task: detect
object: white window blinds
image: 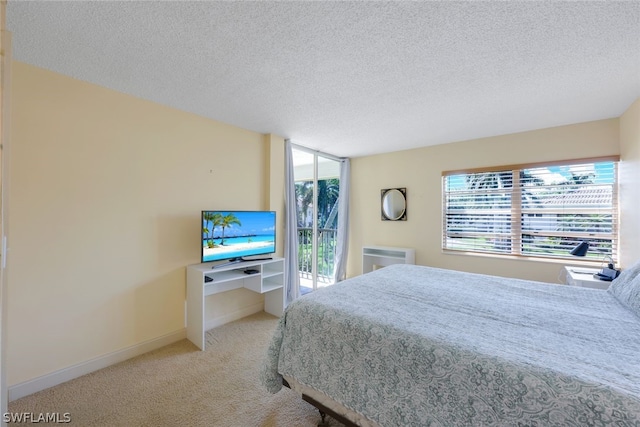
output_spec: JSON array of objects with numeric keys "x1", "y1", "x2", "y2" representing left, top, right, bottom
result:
[{"x1": 442, "y1": 158, "x2": 618, "y2": 262}]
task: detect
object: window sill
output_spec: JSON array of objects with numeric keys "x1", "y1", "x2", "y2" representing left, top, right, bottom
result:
[{"x1": 441, "y1": 249, "x2": 606, "y2": 268}]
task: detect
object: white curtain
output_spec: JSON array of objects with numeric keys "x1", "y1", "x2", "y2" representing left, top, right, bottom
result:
[
  {"x1": 333, "y1": 158, "x2": 350, "y2": 282},
  {"x1": 284, "y1": 140, "x2": 300, "y2": 305}
]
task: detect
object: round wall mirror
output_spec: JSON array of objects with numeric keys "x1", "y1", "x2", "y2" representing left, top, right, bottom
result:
[{"x1": 381, "y1": 188, "x2": 407, "y2": 221}]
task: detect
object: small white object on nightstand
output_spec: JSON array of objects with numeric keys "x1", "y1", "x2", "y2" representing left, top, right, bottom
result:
[{"x1": 563, "y1": 266, "x2": 610, "y2": 290}]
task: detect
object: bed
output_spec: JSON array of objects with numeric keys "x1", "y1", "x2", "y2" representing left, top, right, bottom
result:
[{"x1": 261, "y1": 262, "x2": 640, "y2": 426}]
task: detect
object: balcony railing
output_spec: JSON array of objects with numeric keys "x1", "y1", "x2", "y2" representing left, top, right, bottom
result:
[{"x1": 297, "y1": 227, "x2": 337, "y2": 284}]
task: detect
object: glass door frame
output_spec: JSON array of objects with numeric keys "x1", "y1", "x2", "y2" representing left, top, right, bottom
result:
[{"x1": 292, "y1": 144, "x2": 341, "y2": 292}]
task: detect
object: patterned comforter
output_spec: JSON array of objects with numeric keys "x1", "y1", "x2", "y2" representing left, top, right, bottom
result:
[{"x1": 261, "y1": 264, "x2": 640, "y2": 426}]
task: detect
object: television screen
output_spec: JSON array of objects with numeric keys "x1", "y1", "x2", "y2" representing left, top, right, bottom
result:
[{"x1": 201, "y1": 210, "x2": 276, "y2": 263}]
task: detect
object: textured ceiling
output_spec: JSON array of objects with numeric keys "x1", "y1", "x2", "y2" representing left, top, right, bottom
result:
[{"x1": 6, "y1": 1, "x2": 640, "y2": 158}]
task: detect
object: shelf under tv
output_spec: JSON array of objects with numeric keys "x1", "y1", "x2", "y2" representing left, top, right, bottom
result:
[
  {"x1": 211, "y1": 256, "x2": 273, "y2": 269},
  {"x1": 186, "y1": 257, "x2": 285, "y2": 350}
]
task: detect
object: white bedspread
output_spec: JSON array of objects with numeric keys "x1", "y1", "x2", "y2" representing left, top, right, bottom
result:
[{"x1": 262, "y1": 264, "x2": 640, "y2": 426}]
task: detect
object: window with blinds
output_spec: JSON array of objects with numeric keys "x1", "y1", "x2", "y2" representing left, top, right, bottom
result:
[{"x1": 442, "y1": 158, "x2": 618, "y2": 262}]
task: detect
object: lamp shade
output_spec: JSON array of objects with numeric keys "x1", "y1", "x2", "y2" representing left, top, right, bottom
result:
[{"x1": 570, "y1": 241, "x2": 590, "y2": 257}]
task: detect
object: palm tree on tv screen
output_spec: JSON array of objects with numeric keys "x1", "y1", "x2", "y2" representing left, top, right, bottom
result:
[
  {"x1": 203, "y1": 212, "x2": 224, "y2": 248},
  {"x1": 220, "y1": 213, "x2": 242, "y2": 246}
]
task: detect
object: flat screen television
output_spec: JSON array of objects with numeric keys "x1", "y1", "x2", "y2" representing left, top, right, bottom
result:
[{"x1": 201, "y1": 210, "x2": 276, "y2": 266}]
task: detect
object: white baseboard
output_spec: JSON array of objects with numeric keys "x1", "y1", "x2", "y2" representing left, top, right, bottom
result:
[
  {"x1": 204, "y1": 302, "x2": 264, "y2": 331},
  {"x1": 8, "y1": 328, "x2": 187, "y2": 402}
]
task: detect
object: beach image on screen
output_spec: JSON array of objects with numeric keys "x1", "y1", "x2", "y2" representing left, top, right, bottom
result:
[{"x1": 202, "y1": 211, "x2": 275, "y2": 262}]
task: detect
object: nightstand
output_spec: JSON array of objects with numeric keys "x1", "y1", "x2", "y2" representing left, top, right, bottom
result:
[{"x1": 563, "y1": 266, "x2": 610, "y2": 290}]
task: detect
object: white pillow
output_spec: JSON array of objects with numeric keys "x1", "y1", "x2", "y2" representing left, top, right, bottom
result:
[{"x1": 608, "y1": 259, "x2": 640, "y2": 316}]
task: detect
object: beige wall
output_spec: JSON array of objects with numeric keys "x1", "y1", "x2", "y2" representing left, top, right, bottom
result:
[
  {"x1": 7, "y1": 62, "x2": 283, "y2": 386},
  {"x1": 7, "y1": 59, "x2": 638, "y2": 392},
  {"x1": 348, "y1": 119, "x2": 620, "y2": 283},
  {"x1": 619, "y1": 98, "x2": 640, "y2": 267}
]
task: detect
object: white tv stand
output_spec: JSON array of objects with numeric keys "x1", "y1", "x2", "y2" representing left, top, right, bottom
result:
[{"x1": 186, "y1": 257, "x2": 285, "y2": 350}]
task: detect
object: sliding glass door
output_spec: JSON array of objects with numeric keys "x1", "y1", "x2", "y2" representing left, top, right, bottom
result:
[{"x1": 292, "y1": 147, "x2": 341, "y2": 294}]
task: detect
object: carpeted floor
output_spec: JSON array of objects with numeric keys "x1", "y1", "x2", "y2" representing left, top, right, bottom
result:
[{"x1": 8, "y1": 312, "x2": 343, "y2": 426}]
